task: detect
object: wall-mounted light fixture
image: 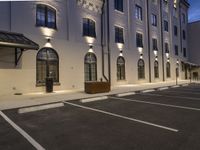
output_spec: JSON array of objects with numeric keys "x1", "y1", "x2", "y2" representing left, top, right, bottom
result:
[
  {"x1": 44, "y1": 38, "x2": 53, "y2": 48},
  {"x1": 138, "y1": 47, "x2": 143, "y2": 54},
  {"x1": 119, "y1": 50, "x2": 123, "y2": 57},
  {"x1": 117, "y1": 43, "x2": 124, "y2": 51},
  {"x1": 155, "y1": 56, "x2": 158, "y2": 61},
  {"x1": 88, "y1": 45, "x2": 94, "y2": 53},
  {"x1": 140, "y1": 54, "x2": 143, "y2": 59},
  {"x1": 166, "y1": 52, "x2": 169, "y2": 58}
]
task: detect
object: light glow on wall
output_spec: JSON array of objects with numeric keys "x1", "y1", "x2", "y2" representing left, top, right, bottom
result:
[
  {"x1": 117, "y1": 43, "x2": 124, "y2": 51},
  {"x1": 138, "y1": 47, "x2": 143, "y2": 54},
  {"x1": 85, "y1": 36, "x2": 95, "y2": 45}
]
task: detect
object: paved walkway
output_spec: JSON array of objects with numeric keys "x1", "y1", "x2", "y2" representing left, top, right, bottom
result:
[{"x1": 0, "y1": 80, "x2": 191, "y2": 110}]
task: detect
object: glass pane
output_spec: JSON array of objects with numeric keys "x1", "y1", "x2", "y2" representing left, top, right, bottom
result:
[{"x1": 37, "y1": 60, "x2": 46, "y2": 83}]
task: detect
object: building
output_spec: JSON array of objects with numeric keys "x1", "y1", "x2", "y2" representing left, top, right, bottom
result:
[
  {"x1": 0, "y1": 0, "x2": 190, "y2": 95},
  {"x1": 188, "y1": 21, "x2": 200, "y2": 80}
]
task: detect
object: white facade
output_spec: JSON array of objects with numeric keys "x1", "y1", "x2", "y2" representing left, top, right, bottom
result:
[{"x1": 0, "y1": 0, "x2": 190, "y2": 95}]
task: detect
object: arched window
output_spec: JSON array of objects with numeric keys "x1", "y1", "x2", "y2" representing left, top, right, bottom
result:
[
  {"x1": 166, "y1": 62, "x2": 171, "y2": 78},
  {"x1": 84, "y1": 52, "x2": 97, "y2": 82},
  {"x1": 138, "y1": 59, "x2": 145, "y2": 79},
  {"x1": 154, "y1": 61, "x2": 159, "y2": 78},
  {"x1": 36, "y1": 48, "x2": 59, "y2": 84},
  {"x1": 117, "y1": 56, "x2": 125, "y2": 80}
]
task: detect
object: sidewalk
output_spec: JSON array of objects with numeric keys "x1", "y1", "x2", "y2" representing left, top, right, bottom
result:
[{"x1": 0, "y1": 80, "x2": 191, "y2": 110}]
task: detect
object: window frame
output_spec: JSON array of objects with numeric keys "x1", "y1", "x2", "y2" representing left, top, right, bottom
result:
[
  {"x1": 114, "y1": 0, "x2": 124, "y2": 12},
  {"x1": 135, "y1": 5, "x2": 143, "y2": 21},
  {"x1": 36, "y1": 4, "x2": 57, "y2": 29},
  {"x1": 117, "y1": 56, "x2": 126, "y2": 81},
  {"x1": 115, "y1": 26, "x2": 124, "y2": 44},
  {"x1": 83, "y1": 18, "x2": 96, "y2": 38},
  {"x1": 138, "y1": 59, "x2": 145, "y2": 79}
]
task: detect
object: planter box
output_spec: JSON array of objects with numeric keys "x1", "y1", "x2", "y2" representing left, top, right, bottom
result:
[{"x1": 85, "y1": 82, "x2": 110, "y2": 94}]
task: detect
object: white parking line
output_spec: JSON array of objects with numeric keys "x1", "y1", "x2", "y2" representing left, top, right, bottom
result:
[
  {"x1": 80, "y1": 96, "x2": 108, "y2": 103},
  {"x1": 142, "y1": 89, "x2": 155, "y2": 93},
  {"x1": 110, "y1": 97, "x2": 200, "y2": 112},
  {"x1": 158, "y1": 87, "x2": 169, "y2": 91},
  {"x1": 0, "y1": 111, "x2": 45, "y2": 150},
  {"x1": 18, "y1": 103, "x2": 64, "y2": 114},
  {"x1": 116, "y1": 92, "x2": 136, "y2": 97},
  {"x1": 64, "y1": 101, "x2": 178, "y2": 132},
  {"x1": 142, "y1": 93, "x2": 200, "y2": 101}
]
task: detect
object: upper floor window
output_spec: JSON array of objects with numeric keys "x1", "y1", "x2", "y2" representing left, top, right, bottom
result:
[
  {"x1": 115, "y1": 0, "x2": 123, "y2": 12},
  {"x1": 152, "y1": 38, "x2": 158, "y2": 50},
  {"x1": 135, "y1": 5, "x2": 142, "y2": 21},
  {"x1": 36, "y1": 4, "x2": 57, "y2": 29},
  {"x1": 165, "y1": 43, "x2": 169, "y2": 53},
  {"x1": 164, "y1": 20, "x2": 168, "y2": 32},
  {"x1": 115, "y1": 26, "x2": 124, "y2": 43},
  {"x1": 136, "y1": 33, "x2": 143, "y2": 48},
  {"x1": 174, "y1": 25, "x2": 178, "y2": 36},
  {"x1": 151, "y1": 14, "x2": 157, "y2": 27},
  {"x1": 183, "y1": 30, "x2": 186, "y2": 40},
  {"x1": 175, "y1": 45, "x2": 179, "y2": 56},
  {"x1": 182, "y1": 13, "x2": 186, "y2": 24},
  {"x1": 83, "y1": 18, "x2": 96, "y2": 38}
]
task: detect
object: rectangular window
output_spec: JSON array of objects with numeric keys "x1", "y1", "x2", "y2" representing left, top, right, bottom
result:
[
  {"x1": 135, "y1": 5, "x2": 142, "y2": 21},
  {"x1": 152, "y1": 38, "x2": 158, "y2": 50},
  {"x1": 174, "y1": 25, "x2": 178, "y2": 36},
  {"x1": 165, "y1": 43, "x2": 169, "y2": 53},
  {"x1": 136, "y1": 33, "x2": 143, "y2": 48},
  {"x1": 115, "y1": 0, "x2": 123, "y2": 12},
  {"x1": 36, "y1": 4, "x2": 56, "y2": 29},
  {"x1": 115, "y1": 26, "x2": 124, "y2": 43},
  {"x1": 183, "y1": 48, "x2": 187, "y2": 57},
  {"x1": 183, "y1": 30, "x2": 186, "y2": 40},
  {"x1": 182, "y1": 13, "x2": 186, "y2": 24},
  {"x1": 175, "y1": 45, "x2": 178, "y2": 56},
  {"x1": 164, "y1": 20, "x2": 168, "y2": 32},
  {"x1": 83, "y1": 18, "x2": 96, "y2": 38},
  {"x1": 151, "y1": 14, "x2": 157, "y2": 26}
]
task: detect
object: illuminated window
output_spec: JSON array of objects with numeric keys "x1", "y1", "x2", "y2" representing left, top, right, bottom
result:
[
  {"x1": 117, "y1": 56, "x2": 125, "y2": 80},
  {"x1": 37, "y1": 48, "x2": 59, "y2": 84},
  {"x1": 36, "y1": 4, "x2": 56, "y2": 29},
  {"x1": 138, "y1": 59, "x2": 145, "y2": 79},
  {"x1": 83, "y1": 18, "x2": 96, "y2": 38},
  {"x1": 135, "y1": 5, "x2": 142, "y2": 20},
  {"x1": 115, "y1": 26, "x2": 124, "y2": 43},
  {"x1": 115, "y1": 0, "x2": 123, "y2": 12},
  {"x1": 154, "y1": 61, "x2": 159, "y2": 78},
  {"x1": 84, "y1": 52, "x2": 97, "y2": 81},
  {"x1": 166, "y1": 62, "x2": 171, "y2": 78}
]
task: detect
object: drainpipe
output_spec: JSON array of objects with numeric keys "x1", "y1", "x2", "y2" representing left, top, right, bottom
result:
[
  {"x1": 160, "y1": 0, "x2": 165, "y2": 82},
  {"x1": 146, "y1": 0, "x2": 152, "y2": 83},
  {"x1": 101, "y1": 0, "x2": 108, "y2": 82},
  {"x1": 106, "y1": 0, "x2": 111, "y2": 84}
]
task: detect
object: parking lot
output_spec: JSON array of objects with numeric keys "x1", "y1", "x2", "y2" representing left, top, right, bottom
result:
[{"x1": 1, "y1": 84, "x2": 200, "y2": 150}]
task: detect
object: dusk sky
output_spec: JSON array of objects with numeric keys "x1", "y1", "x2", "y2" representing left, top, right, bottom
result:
[{"x1": 188, "y1": 0, "x2": 200, "y2": 22}]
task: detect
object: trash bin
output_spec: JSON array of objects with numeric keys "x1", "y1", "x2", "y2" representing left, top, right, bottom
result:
[{"x1": 46, "y1": 77, "x2": 53, "y2": 93}]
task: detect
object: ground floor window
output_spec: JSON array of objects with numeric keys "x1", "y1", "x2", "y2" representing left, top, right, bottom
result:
[
  {"x1": 117, "y1": 56, "x2": 125, "y2": 80},
  {"x1": 84, "y1": 52, "x2": 97, "y2": 82},
  {"x1": 166, "y1": 62, "x2": 171, "y2": 78},
  {"x1": 138, "y1": 59, "x2": 145, "y2": 79},
  {"x1": 176, "y1": 64, "x2": 179, "y2": 78},
  {"x1": 154, "y1": 61, "x2": 159, "y2": 78},
  {"x1": 36, "y1": 48, "x2": 59, "y2": 84}
]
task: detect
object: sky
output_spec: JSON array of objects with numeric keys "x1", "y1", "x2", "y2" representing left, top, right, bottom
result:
[{"x1": 188, "y1": 0, "x2": 200, "y2": 22}]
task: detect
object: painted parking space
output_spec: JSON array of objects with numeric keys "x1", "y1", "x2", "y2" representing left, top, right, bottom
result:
[
  {"x1": 0, "y1": 114, "x2": 35, "y2": 150},
  {"x1": 1, "y1": 84, "x2": 200, "y2": 150},
  {"x1": 2, "y1": 104, "x2": 182, "y2": 150}
]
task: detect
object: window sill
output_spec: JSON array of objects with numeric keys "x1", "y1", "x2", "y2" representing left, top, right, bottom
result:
[
  {"x1": 114, "y1": 9, "x2": 124, "y2": 14},
  {"x1": 36, "y1": 25, "x2": 57, "y2": 31},
  {"x1": 36, "y1": 82, "x2": 61, "y2": 87}
]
